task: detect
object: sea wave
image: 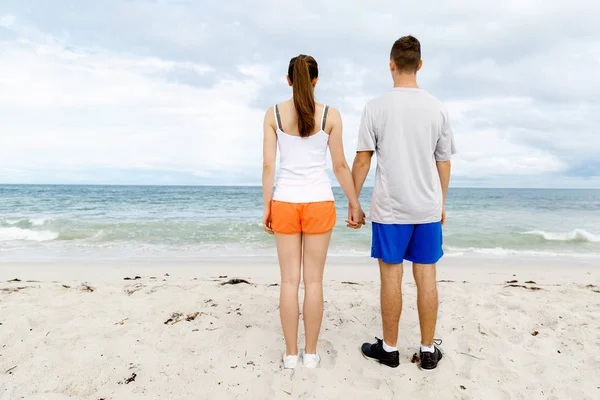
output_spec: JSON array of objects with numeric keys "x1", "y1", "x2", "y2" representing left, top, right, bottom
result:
[
  {"x1": 0, "y1": 227, "x2": 59, "y2": 242},
  {"x1": 522, "y1": 229, "x2": 600, "y2": 243},
  {"x1": 1, "y1": 217, "x2": 53, "y2": 227},
  {"x1": 445, "y1": 246, "x2": 600, "y2": 258},
  {"x1": 30, "y1": 217, "x2": 51, "y2": 226}
]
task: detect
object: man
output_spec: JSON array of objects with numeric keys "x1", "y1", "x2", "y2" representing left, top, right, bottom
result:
[{"x1": 351, "y1": 35, "x2": 456, "y2": 370}]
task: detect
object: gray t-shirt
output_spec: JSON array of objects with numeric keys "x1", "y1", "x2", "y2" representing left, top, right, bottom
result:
[{"x1": 357, "y1": 88, "x2": 456, "y2": 224}]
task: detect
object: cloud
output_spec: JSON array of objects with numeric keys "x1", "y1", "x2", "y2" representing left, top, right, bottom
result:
[
  {"x1": 0, "y1": 17, "x2": 269, "y2": 182},
  {"x1": 0, "y1": 0, "x2": 599, "y2": 187},
  {"x1": 0, "y1": 14, "x2": 16, "y2": 27}
]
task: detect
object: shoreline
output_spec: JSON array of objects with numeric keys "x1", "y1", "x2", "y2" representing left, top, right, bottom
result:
[{"x1": 1, "y1": 254, "x2": 598, "y2": 285}]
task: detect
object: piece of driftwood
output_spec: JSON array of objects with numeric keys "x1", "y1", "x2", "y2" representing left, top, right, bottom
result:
[
  {"x1": 459, "y1": 352, "x2": 485, "y2": 360},
  {"x1": 80, "y1": 283, "x2": 95, "y2": 292},
  {"x1": 186, "y1": 312, "x2": 200, "y2": 321},
  {"x1": 505, "y1": 284, "x2": 542, "y2": 291}
]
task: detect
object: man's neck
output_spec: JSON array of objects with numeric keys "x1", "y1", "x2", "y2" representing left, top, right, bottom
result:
[{"x1": 392, "y1": 73, "x2": 419, "y2": 89}]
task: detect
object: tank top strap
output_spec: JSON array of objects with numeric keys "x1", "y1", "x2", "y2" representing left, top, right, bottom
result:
[
  {"x1": 320, "y1": 105, "x2": 330, "y2": 131},
  {"x1": 274, "y1": 104, "x2": 283, "y2": 131}
]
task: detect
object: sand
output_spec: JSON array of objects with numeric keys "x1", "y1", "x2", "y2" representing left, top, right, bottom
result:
[{"x1": 0, "y1": 256, "x2": 599, "y2": 400}]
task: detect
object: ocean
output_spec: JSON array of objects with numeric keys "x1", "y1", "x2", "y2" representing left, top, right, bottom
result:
[{"x1": 0, "y1": 185, "x2": 599, "y2": 262}]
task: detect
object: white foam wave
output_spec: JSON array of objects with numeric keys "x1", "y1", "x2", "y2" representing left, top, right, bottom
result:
[
  {"x1": 30, "y1": 218, "x2": 50, "y2": 226},
  {"x1": 1, "y1": 217, "x2": 52, "y2": 226},
  {"x1": 445, "y1": 246, "x2": 600, "y2": 258},
  {"x1": 90, "y1": 230, "x2": 106, "y2": 240},
  {"x1": 446, "y1": 247, "x2": 522, "y2": 256},
  {"x1": 328, "y1": 249, "x2": 370, "y2": 257},
  {"x1": 0, "y1": 227, "x2": 59, "y2": 242},
  {"x1": 522, "y1": 229, "x2": 600, "y2": 243}
]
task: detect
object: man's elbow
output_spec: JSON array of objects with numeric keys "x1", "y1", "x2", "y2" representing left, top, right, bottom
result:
[{"x1": 353, "y1": 155, "x2": 372, "y2": 171}]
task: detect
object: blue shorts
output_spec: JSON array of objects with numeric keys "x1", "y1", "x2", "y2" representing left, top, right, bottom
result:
[{"x1": 371, "y1": 222, "x2": 443, "y2": 264}]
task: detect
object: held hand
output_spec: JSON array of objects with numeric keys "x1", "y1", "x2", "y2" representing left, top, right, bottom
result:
[
  {"x1": 263, "y1": 206, "x2": 274, "y2": 235},
  {"x1": 345, "y1": 209, "x2": 359, "y2": 228},
  {"x1": 441, "y1": 207, "x2": 446, "y2": 226},
  {"x1": 346, "y1": 203, "x2": 366, "y2": 229}
]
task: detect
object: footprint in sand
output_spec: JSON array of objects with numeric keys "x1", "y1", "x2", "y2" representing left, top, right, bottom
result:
[
  {"x1": 316, "y1": 339, "x2": 338, "y2": 369},
  {"x1": 124, "y1": 282, "x2": 146, "y2": 295},
  {"x1": 145, "y1": 284, "x2": 168, "y2": 294}
]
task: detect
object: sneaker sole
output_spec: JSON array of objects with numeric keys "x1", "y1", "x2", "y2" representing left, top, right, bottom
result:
[{"x1": 360, "y1": 346, "x2": 400, "y2": 368}]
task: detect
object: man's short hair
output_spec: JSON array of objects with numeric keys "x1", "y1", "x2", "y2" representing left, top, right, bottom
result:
[{"x1": 390, "y1": 36, "x2": 421, "y2": 73}]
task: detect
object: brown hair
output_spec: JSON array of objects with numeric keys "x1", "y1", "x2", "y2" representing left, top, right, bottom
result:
[
  {"x1": 390, "y1": 36, "x2": 421, "y2": 73},
  {"x1": 288, "y1": 55, "x2": 318, "y2": 138}
]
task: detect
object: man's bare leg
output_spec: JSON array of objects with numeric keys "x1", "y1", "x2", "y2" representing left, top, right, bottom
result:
[
  {"x1": 360, "y1": 259, "x2": 403, "y2": 368},
  {"x1": 379, "y1": 259, "x2": 403, "y2": 347},
  {"x1": 413, "y1": 263, "x2": 438, "y2": 346}
]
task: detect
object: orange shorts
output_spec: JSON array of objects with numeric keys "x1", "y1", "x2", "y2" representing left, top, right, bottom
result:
[{"x1": 271, "y1": 201, "x2": 336, "y2": 234}]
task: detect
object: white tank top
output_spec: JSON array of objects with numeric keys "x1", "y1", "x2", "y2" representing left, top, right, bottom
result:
[{"x1": 272, "y1": 104, "x2": 335, "y2": 203}]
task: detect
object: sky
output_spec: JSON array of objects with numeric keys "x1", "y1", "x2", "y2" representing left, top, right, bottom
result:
[{"x1": 0, "y1": 0, "x2": 599, "y2": 188}]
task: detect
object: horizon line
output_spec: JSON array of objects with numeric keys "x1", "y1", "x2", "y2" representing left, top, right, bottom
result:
[{"x1": 0, "y1": 183, "x2": 598, "y2": 190}]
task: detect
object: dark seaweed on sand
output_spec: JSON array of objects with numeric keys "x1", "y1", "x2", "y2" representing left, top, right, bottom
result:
[{"x1": 221, "y1": 279, "x2": 251, "y2": 285}]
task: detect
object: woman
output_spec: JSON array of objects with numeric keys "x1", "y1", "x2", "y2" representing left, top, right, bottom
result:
[{"x1": 262, "y1": 54, "x2": 364, "y2": 369}]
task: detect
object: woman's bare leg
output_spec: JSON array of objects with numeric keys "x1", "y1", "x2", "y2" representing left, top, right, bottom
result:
[
  {"x1": 302, "y1": 231, "x2": 332, "y2": 354},
  {"x1": 275, "y1": 233, "x2": 303, "y2": 356}
]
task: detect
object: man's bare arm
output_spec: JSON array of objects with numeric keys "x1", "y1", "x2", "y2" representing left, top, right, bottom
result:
[
  {"x1": 436, "y1": 160, "x2": 451, "y2": 225},
  {"x1": 352, "y1": 151, "x2": 374, "y2": 197},
  {"x1": 436, "y1": 161, "x2": 451, "y2": 203}
]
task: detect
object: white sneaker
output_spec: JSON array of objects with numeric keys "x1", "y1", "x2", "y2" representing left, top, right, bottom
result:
[
  {"x1": 303, "y1": 353, "x2": 320, "y2": 368},
  {"x1": 283, "y1": 354, "x2": 299, "y2": 369}
]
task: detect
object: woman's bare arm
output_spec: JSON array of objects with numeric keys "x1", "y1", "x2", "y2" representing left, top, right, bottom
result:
[
  {"x1": 327, "y1": 107, "x2": 363, "y2": 226},
  {"x1": 262, "y1": 107, "x2": 277, "y2": 233}
]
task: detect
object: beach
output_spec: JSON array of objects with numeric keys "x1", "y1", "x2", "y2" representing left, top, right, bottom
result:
[
  {"x1": 1, "y1": 256, "x2": 598, "y2": 400},
  {"x1": 3, "y1": 0, "x2": 600, "y2": 398}
]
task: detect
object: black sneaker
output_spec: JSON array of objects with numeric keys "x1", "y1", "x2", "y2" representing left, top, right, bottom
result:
[
  {"x1": 361, "y1": 337, "x2": 400, "y2": 368},
  {"x1": 419, "y1": 340, "x2": 443, "y2": 370}
]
